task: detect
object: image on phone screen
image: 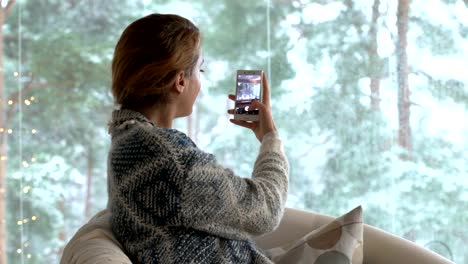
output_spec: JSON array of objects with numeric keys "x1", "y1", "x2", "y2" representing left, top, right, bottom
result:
[{"x1": 234, "y1": 72, "x2": 262, "y2": 120}]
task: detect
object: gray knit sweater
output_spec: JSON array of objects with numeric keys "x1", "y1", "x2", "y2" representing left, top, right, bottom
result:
[{"x1": 107, "y1": 109, "x2": 289, "y2": 263}]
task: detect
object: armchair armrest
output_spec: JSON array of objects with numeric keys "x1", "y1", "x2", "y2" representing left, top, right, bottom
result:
[{"x1": 60, "y1": 210, "x2": 132, "y2": 264}]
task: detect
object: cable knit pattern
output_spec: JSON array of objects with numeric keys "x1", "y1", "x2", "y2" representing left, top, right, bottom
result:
[{"x1": 107, "y1": 109, "x2": 289, "y2": 263}]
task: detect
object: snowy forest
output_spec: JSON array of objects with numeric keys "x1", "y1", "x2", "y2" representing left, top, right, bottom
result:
[{"x1": 0, "y1": 0, "x2": 467, "y2": 263}]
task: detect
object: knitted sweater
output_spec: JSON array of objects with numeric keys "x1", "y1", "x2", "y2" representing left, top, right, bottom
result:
[{"x1": 107, "y1": 109, "x2": 289, "y2": 263}]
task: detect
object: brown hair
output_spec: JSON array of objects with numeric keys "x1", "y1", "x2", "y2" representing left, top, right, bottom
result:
[{"x1": 111, "y1": 14, "x2": 200, "y2": 109}]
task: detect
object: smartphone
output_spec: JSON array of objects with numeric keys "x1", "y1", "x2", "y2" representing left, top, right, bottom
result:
[{"x1": 234, "y1": 70, "x2": 263, "y2": 122}]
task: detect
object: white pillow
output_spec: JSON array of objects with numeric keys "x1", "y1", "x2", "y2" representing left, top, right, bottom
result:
[{"x1": 267, "y1": 206, "x2": 363, "y2": 264}]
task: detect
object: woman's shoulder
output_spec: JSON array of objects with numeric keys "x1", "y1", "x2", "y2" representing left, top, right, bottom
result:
[
  {"x1": 159, "y1": 127, "x2": 197, "y2": 149},
  {"x1": 109, "y1": 109, "x2": 198, "y2": 150}
]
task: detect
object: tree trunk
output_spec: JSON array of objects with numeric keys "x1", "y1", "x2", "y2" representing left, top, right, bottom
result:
[
  {"x1": 187, "y1": 114, "x2": 193, "y2": 139},
  {"x1": 194, "y1": 107, "x2": 200, "y2": 144},
  {"x1": 0, "y1": 12, "x2": 6, "y2": 264},
  {"x1": 0, "y1": 99, "x2": 6, "y2": 264},
  {"x1": 369, "y1": 0, "x2": 381, "y2": 111},
  {"x1": 56, "y1": 197, "x2": 67, "y2": 258},
  {"x1": 396, "y1": 0, "x2": 412, "y2": 152},
  {"x1": 0, "y1": 132, "x2": 6, "y2": 264},
  {"x1": 1, "y1": 2, "x2": 16, "y2": 262},
  {"x1": 84, "y1": 148, "x2": 94, "y2": 219}
]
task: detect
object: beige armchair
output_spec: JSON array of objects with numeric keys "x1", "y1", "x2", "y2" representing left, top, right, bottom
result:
[{"x1": 61, "y1": 208, "x2": 454, "y2": 264}]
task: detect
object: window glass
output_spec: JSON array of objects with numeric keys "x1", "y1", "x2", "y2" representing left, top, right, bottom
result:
[{"x1": 1, "y1": 0, "x2": 467, "y2": 263}]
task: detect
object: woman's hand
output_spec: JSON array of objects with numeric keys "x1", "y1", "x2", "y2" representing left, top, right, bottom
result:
[{"x1": 227, "y1": 72, "x2": 277, "y2": 142}]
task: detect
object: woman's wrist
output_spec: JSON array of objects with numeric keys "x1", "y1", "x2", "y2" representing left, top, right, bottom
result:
[{"x1": 259, "y1": 130, "x2": 283, "y2": 155}]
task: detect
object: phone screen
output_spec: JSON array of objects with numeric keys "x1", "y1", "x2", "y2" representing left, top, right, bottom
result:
[{"x1": 235, "y1": 73, "x2": 262, "y2": 116}]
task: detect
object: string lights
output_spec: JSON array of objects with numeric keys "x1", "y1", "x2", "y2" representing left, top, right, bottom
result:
[
  {"x1": 14, "y1": 212, "x2": 39, "y2": 258},
  {"x1": 0, "y1": 95, "x2": 39, "y2": 163},
  {"x1": 1, "y1": 90, "x2": 39, "y2": 260},
  {"x1": 16, "y1": 216, "x2": 37, "y2": 226},
  {"x1": 15, "y1": 94, "x2": 39, "y2": 261}
]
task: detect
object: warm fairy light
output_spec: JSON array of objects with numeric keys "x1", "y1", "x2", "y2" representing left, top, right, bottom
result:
[
  {"x1": 7, "y1": 129, "x2": 12, "y2": 134},
  {"x1": 23, "y1": 219, "x2": 29, "y2": 224},
  {"x1": 17, "y1": 220, "x2": 23, "y2": 225},
  {"x1": 22, "y1": 161, "x2": 29, "y2": 167},
  {"x1": 31, "y1": 216, "x2": 37, "y2": 221},
  {"x1": 0, "y1": 156, "x2": 6, "y2": 161},
  {"x1": 16, "y1": 249, "x2": 22, "y2": 254},
  {"x1": 0, "y1": 128, "x2": 4, "y2": 132},
  {"x1": 30, "y1": 96, "x2": 35, "y2": 101},
  {"x1": 27, "y1": 254, "x2": 31, "y2": 259},
  {"x1": 31, "y1": 157, "x2": 36, "y2": 162},
  {"x1": 23, "y1": 186, "x2": 31, "y2": 193},
  {"x1": 24, "y1": 99, "x2": 31, "y2": 105},
  {"x1": 7, "y1": 100, "x2": 13, "y2": 105},
  {"x1": 13, "y1": 71, "x2": 19, "y2": 77},
  {"x1": 24, "y1": 242, "x2": 29, "y2": 248},
  {"x1": 31, "y1": 129, "x2": 37, "y2": 134}
]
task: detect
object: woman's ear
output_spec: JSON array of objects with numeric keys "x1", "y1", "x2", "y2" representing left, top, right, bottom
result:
[{"x1": 173, "y1": 71, "x2": 187, "y2": 94}]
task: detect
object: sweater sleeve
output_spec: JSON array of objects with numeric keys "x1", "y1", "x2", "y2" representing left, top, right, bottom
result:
[{"x1": 180, "y1": 132, "x2": 289, "y2": 240}]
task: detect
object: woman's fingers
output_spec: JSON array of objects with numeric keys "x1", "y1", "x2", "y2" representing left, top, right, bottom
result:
[
  {"x1": 261, "y1": 72, "x2": 270, "y2": 107},
  {"x1": 228, "y1": 101, "x2": 263, "y2": 116},
  {"x1": 227, "y1": 94, "x2": 236, "y2": 114},
  {"x1": 229, "y1": 119, "x2": 256, "y2": 129},
  {"x1": 249, "y1": 100, "x2": 264, "y2": 111}
]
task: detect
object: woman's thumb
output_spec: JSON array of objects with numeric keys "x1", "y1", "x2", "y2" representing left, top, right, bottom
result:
[{"x1": 249, "y1": 100, "x2": 264, "y2": 111}]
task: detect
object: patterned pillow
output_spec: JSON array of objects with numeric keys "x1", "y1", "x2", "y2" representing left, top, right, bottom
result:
[{"x1": 267, "y1": 206, "x2": 363, "y2": 264}]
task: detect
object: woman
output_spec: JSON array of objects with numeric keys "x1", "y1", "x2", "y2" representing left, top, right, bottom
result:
[{"x1": 107, "y1": 13, "x2": 289, "y2": 263}]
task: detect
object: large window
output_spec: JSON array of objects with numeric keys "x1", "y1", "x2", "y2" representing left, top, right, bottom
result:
[{"x1": 1, "y1": 0, "x2": 467, "y2": 263}]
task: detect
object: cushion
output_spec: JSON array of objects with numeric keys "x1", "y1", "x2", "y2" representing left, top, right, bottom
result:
[
  {"x1": 60, "y1": 210, "x2": 132, "y2": 264},
  {"x1": 266, "y1": 206, "x2": 363, "y2": 264}
]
